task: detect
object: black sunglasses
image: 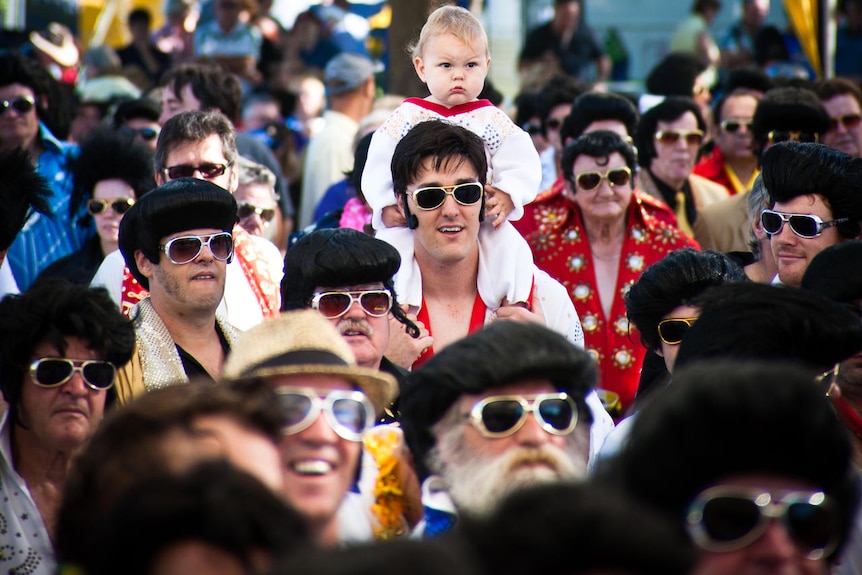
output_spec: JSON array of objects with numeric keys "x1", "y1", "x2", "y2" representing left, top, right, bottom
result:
[
  {"x1": 686, "y1": 486, "x2": 840, "y2": 560},
  {"x1": 720, "y1": 119, "x2": 753, "y2": 134},
  {"x1": 165, "y1": 162, "x2": 231, "y2": 180},
  {"x1": 760, "y1": 209, "x2": 847, "y2": 239},
  {"x1": 657, "y1": 317, "x2": 698, "y2": 345},
  {"x1": 29, "y1": 358, "x2": 116, "y2": 391},
  {"x1": 87, "y1": 198, "x2": 135, "y2": 216},
  {"x1": 121, "y1": 126, "x2": 160, "y2": 141},
  {"x1": 409, "y1": 182, "x2": 484, "y2": 211},
  {"x1": 0, "y1": 96, "x2": 35, "y2": 116}
]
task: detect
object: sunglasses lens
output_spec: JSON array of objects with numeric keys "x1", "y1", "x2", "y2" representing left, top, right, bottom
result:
[
  {"x1": 209, "y1": 234, "x2": 233, "y2": 260},
  {"x1": 788, "y1": 215, "x2": 820, "y2": 238},
  {"x1": 237, "y1": 204, "x2": 255, "y2": 219},
  {"x1": 87, "y1": 200, "x2": 106, "y2": 215},
  {"x1": 577, "y1": 173, "x2": 602, "y2": 190},
  {"x1": 316, "y1": 293, "x2": 352, "y2": 318},
  {"x1": 607, "y1": 169, "x2": 630, "y2": 187},
  {"x1": 278, "y1": 392, "x2": 314, "y2": 431},
  {"x1": 33, "y1": 359, "x2": 74, "y2": 386},
  {"x1": 331, "y1": 397, "x2": 371, "y2": 435},
  {"x1": 453, "y1": 183, "x2": 483, "y2": 205},
  {"x1": 359, "y1": 292, "x2": 391, "y2": 316},
  {"x1": 700, "y1": 496, "x2": 762, "y2": 544},
  {"x1": 685, "y1": 132, "x2": 704, "y2": 145},
  {"x1": 139, "y1": 128, "x2": 158, "y2": 141},
  {"x1": 81, "y1": 362, "x2": 116, "y2": 389},
  {"x1": 112, "y1": 200, "x2": 133, "y2": 214},
  {"x1": 198, "y1": 163, "x2": 227, "y2": 178},
  {"x1": 414, "y1": 187, "x2": 447, "y2": 210},
  {"x1": 723, "y1": 121, "x2": 741, "y2": 133},
  {"x1": 166, "y1": 166, "x2": 194, "y2": 179},
  {"x1": 537, "y1": 398, "x2": 575, "y2": 431},
  {"x1": 799, "y1": 132, "x2": 818, "y2": 143},
  {"x1": 168, "y1": 237, "x2": 203, "y2": 263},
  {"x1": 546, "y1": 118, "x2": 562, "y2": 130},
  {"x1": 658, "y1": 132, "x2": 681, "y2": 145},
  {"x1": 844, "y1": 114, "x2": 862, "y2": 129},
  {"x1": 658, "y1": 320, "x2": 691, "y2": 344},
  {"x1": 481, "y1": 400, "x2": 524, "y2": 434},
  {"x1": 760, "y1": 211, "x2": 783, "y2": 235},
  {"x1": 10, "y1": 98, "x2": 34, "y2": 114},
  {"x1": 259, "y1": 208, "x2": 275, "y2": 222},
  {"x1": 786, "y1": 502, "x2": 836, "y2": 553}
]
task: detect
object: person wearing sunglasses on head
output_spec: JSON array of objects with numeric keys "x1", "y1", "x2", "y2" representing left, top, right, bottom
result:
[
  {"x1": 760, "y1": 141, "x2": 862, "y2": 288},
  {"x1": 400, "y1": 320, "x2": 597, "y2": 536},
  {"x1": 0, "y1": 53, "x2": 98, "y2": 292},
  {"x1": 635, "y1": 97, "x2": 731, "y2": 241},
  {"x1": 91, "y1": 110, "x2": 284, "y2": 330},
  {"x1": 37, "y1": 127, "x2": 154, "y2": 286},
  {"x1": 223, "y1": 310, "x2": 398, "y2": 547},
  {"x1": 115, "y1": 178, "x2": 240, "y2": 403},
  {"x1": 694, "y1": 86, "x2": 831, "y2": 256},
  {"x1": 815, "y1": 77, "x2": 862, "y2": 159},
  {"x1": 598, "y1": 360, "x2": 860, "y2": 575},
  {"x1": 0, "y1": 279, "x2": 135, "y2": 575},
  {"x1": 521, "y1": 130, "x2": 697, "y2": 420}
]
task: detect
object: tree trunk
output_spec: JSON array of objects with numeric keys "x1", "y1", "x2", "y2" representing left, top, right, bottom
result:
[{"x1": 386, "y1": 0, "x2": 439, "y2": 98}]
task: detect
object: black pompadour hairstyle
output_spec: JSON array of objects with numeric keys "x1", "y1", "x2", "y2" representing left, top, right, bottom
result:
[
  {"x1": 560, "y1": 90, "x2": 639, "y2": 144},
  {"x1": 625, "y1": 248, "x2": 747, "y2": 352},
  {"x1": 0, "y1": 148, "x2": 51, "y2": 251},
  {"x1": 762, "y1": 142, "x2": 862, "y2": 239},
  {"x1": 0, "y1": 279, "x2": 135, "y2": 424}
]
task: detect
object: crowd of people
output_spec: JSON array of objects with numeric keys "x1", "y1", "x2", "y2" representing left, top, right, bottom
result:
[{"x1": 2, "y1": 0, "x2": 862, "y2": 574}]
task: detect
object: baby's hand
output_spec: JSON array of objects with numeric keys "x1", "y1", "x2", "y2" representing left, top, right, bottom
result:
[
  {"x1": 484, "y1": 185, "x2": 514, "y2": 228},
  {"x1": 382, "y1": 204, "x2": 407, "y2": 228}
]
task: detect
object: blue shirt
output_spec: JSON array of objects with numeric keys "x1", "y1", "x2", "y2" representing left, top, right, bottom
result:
[{"x1": 7, "y1": 124, "x2": 95, "y2": 290}]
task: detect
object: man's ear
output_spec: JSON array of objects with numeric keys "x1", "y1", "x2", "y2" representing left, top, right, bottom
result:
[
  {"x1": 135, "y1": 250, "x2": 155, "y2": 279},
  {"x1": 155, "y1": 170, "x2": 166, "y2": 186}
]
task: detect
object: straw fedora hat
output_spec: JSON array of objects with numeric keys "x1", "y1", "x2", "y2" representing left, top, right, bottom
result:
[
  {"x1": 30, "y1": 23, "x2": 79, "y2": 68},
  {"x1": 223, "y1": 309, "x2": 397, "y2": 415}
]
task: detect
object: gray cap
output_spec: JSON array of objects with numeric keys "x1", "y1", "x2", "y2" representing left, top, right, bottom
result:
[{"x1": 324, "y1": 53, "x2": 375, "y2": 95}]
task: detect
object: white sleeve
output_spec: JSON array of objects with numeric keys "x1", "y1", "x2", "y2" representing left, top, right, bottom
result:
[
  {"x1": 363, "y1": 125, "x2": 401, "y2": 231},
  {"x1": 488, "y1": 123, "x2": 542, "y2": 221},
  {"x1": 89, "y1": 249, "x2": 126, "y2": 311}
]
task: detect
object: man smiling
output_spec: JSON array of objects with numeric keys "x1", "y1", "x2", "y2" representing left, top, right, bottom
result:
[{"x1": 761, "y1": 142, "x2": 862, "y2": 287}]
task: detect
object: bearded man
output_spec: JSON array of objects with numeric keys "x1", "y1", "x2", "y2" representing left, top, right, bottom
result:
[{"x1": 400, "y1": 320, "x2": 596, "y2": 536}]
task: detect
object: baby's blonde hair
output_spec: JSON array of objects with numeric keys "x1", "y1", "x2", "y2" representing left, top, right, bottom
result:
[{"x1": 409, "y1": 5, "x2": 490, "y2": 60}]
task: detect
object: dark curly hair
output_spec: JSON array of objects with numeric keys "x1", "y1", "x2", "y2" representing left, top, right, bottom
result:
[
  {"x1": 71, "y1": 127, "x2": 156, "y2": 210},
  {"x1": 625, "y1": 248, "x2": 746, "y2": 351},
  {"x1": 0, "y1": 279, "x2": 135, "y2": 423}
]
